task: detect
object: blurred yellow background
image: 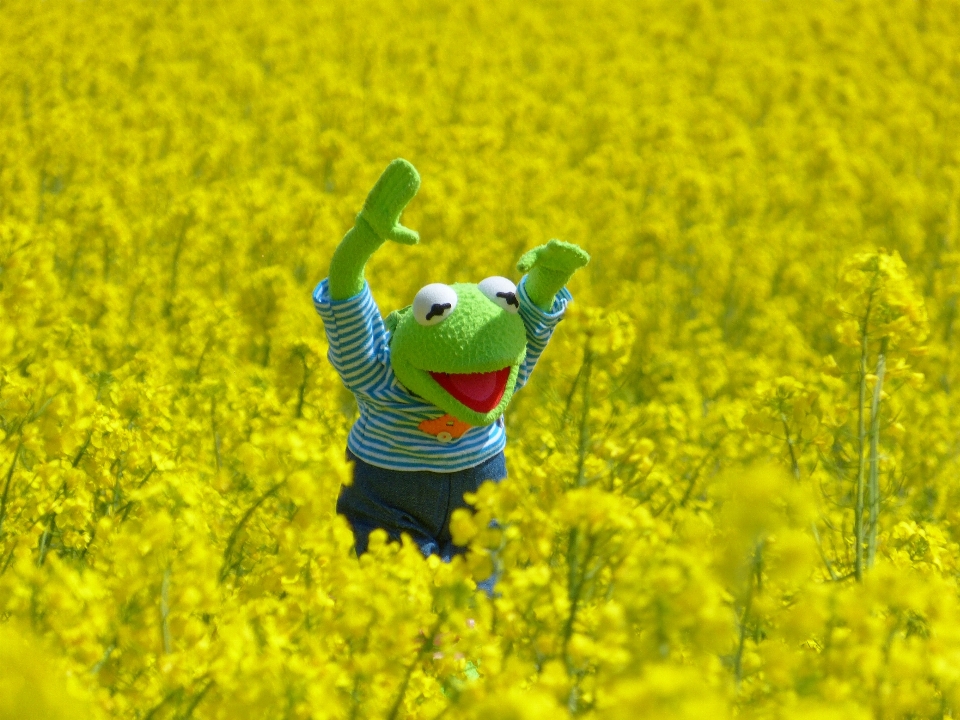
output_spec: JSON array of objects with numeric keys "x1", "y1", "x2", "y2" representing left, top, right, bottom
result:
[{"x1": 1, "y1": 0, "x2": 959, "y2": 717}]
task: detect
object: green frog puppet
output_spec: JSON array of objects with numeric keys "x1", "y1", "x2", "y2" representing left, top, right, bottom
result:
[{"x1": 312, "y1": 159, "x2": 589, "y2": 559}]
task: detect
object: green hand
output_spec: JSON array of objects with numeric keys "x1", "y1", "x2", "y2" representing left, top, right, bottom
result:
[
  {"x1": 517, "y1": 239, "x2": 590, "y2": 310},
  {"x1": 328, "y1": 159, "x2": 421, "y2": 300},
  {"x1": 356, "y1": 158, "x2": 421, "y2": 245}
]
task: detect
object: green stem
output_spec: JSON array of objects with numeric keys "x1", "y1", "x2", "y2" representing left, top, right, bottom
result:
[
  {"x1": 36, "y1": 512, "x2": 57, "y2": 567},
  {"x1": 163, "y1": 213, "x2": 192, "y2": 318},
  {"x1": 575, "y1": 344, "x2": 593, "y2": 489},
  {"x1": 211, "y1": 397, "x2": 221, "y2": 473},
  {"x1": 866, "y1": 337, "x2": 887, "y2": 569},
  {"x1": 296, "y1": 351, "x2": 310, "y2": 419},
  {"x1": 811, "y1": 521, "x2": 840, "y2": 581},
  {"x1": 385, "y1": 618, "x2": 443, "y2": 720},
  {"x1": 142, "y1": 687, "x2": 185, "y2": 720},
  {"x1": 161, "y1": 566, "x2": 172, "y2": 654},
  {"x1": 854, "y1": 293, "x2": 874, "y2": 582},
  {"x1": 733, "y1": 540, "x2": 764, "y2": 686},
  {"x1": 219, "y1": 480, "x2": 286, "y2": 582},
  {"x1": 779, "y1": 410, "x2": 800, "y2": 481},
  {"x1": 181, "y1": 679, "x2": 214, "y2": 719},
  {"x1": 562, "y1": 531, "x2": 597, "y2": 680},
  {"x1": 0, "y1": 443, "x2": 21, "y2": 539}
]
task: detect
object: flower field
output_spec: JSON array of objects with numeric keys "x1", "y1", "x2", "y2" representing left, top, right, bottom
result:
[{"x1": 2, "y1": 0, "x2": 960, "y2": 717}]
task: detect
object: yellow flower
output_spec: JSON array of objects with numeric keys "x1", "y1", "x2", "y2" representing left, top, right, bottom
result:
[{"x1": 2, "y1": 0, "x2": 960, "y2": 717}]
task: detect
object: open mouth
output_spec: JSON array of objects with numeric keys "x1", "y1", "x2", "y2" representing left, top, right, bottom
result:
[{"x1": 428, "y1": 367, "x2": 512, "y2": 413}]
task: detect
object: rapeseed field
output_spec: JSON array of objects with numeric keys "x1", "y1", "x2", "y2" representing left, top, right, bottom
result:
[{"x1": 2, "y1": 0, "x2": 960, "y2": 717}]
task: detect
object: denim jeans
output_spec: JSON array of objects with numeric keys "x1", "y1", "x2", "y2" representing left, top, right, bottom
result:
[{"x1": 337, "y1": 447, "x2": 507, "y2": 561}]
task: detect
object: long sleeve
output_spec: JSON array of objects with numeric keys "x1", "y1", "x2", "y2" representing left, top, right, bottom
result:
[
  {"x1": 515, "y1": 274, "x2": 572, "y2": 391},
  {"x1": 312, "y1": 279, "x2": 391, "y2": 393}
]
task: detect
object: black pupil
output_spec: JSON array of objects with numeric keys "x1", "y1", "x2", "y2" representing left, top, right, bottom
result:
[
  {"x1": 497, "y1": 291, "x2": 519, "y2": 308},
  {"x1": 426, "y1": 302, "x2": 451, "y2": 320}
]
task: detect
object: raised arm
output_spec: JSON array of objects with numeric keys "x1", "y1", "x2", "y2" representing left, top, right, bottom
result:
[
  {"x1": 516, "y1": 239, "x2": 590, "y2": 310},
  {"x1": 509, "y1": 239, "x2": 590, "y2": 391},
  {"x1": 328, "y1": 158, "x2": 421, "y2": 300}
]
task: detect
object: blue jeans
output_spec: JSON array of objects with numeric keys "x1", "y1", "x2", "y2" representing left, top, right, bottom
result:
[{"x1": 337, "y1": 448, "x2": 507, "y2": 561}]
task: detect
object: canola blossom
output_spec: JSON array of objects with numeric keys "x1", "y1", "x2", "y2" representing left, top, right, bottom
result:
[{"x1": 1, "y1": 0, "x2": 959, "y2": 717}]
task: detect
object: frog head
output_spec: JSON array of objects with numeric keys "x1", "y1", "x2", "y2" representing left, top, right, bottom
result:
[{"x1": 386, "y1": 276, "x2": 527, "y2": 426}]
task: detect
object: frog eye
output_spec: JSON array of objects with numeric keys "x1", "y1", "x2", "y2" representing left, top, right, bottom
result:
[
  {"x1": 478, "y1": 276, "x2": 519, "y2": 314},
  {"x1": 413, "y1": 283, "x2": 458, "y2": 326}
]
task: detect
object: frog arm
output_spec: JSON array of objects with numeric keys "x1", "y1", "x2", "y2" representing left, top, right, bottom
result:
[
  {"x1": 328, "y1": 158, "x2": 421, "y2": 301},
  {"x1": 516, "y1": 239, "x2": 590, "y2": 310}
]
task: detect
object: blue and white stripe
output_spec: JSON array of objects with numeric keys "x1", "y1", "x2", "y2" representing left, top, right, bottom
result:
[
  {"x1": 516, "y1": 279, "x2": 571, "y2": 390},
  {"x1": 312, "y1": 276, "x2": 570, "y2": 472}
]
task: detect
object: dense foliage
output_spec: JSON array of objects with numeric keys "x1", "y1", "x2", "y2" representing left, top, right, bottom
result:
[{"x1": 2, "y1": 0, "x2": 960, "y2": 717}]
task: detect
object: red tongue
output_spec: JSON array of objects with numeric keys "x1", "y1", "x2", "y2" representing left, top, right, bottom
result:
[{"x1": 429, "y1": 367, "x2": 512, "y2": 413}]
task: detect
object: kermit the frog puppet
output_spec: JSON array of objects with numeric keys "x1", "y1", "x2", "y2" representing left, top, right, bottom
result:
[{"x1": 313, "y1": 159, "x2": 589, "y2": 559}]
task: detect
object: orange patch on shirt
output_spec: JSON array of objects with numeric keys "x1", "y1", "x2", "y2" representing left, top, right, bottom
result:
[{"x1": 418, "y1": 414, "x2": 472, "y2": 443}]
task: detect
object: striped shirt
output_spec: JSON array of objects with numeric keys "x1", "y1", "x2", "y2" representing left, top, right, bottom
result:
[{"x1": 312, "y1": 276, "x2": 571, "y2": 472}]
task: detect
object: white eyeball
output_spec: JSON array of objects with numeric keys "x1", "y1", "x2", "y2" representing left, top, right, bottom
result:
[
  {"x1": 413, "y1": 283, "x2": 458, "y2": 326},
  {"x1": 478, "y1": 276, "x2": 519, "y2": 314}
]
